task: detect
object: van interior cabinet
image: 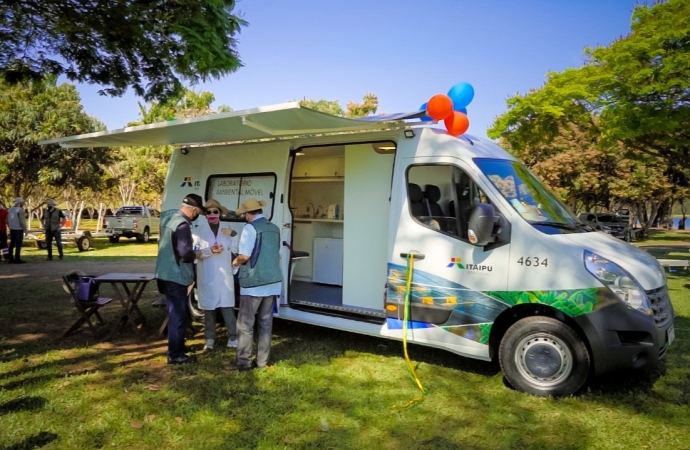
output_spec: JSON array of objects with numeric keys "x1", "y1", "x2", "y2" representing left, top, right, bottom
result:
[{"x1": 313, "y1": 238, "x2": 343, "y2": 285}]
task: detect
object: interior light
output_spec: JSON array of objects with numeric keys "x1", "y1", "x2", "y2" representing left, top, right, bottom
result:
[
  {"x1": 404, "y1": 130, "x2": 415, "y2": 138},
  {"x1": 295, "y1": 152, "x2": 305, "y2": 156}
]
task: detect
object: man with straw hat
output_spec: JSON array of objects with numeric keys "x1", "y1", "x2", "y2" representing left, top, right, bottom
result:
[
  {"x1": 7, "y1": 197, "x2": 27, "y2": 264},
  {"x1": 191, "y1": 198, "x2": 240, "y2": 351},
  {"x1": 231, "y1": 198, "x2": 282, "y2": 371},
  {"x1": 42, "y1": 199, "x2": 66, "y2": 261}
]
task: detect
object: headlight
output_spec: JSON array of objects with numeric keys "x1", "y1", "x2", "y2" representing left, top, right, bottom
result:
[{"x1": 584, "y1": 250, "x2": 652, "y2": 316}]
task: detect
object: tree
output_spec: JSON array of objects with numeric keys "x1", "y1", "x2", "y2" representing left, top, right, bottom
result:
[
  {"x1": 300, "y1": 92, "x2": 379, "y2": 118},
  {"x1": 488, "y1": 0, "x2": 690, "y2": 232},
  {"x1": 0, "y1": 77, "x2": 111, "y2": 202},
  {"x1": 0, "y1": 0, "x2": 247, "y2": 101},
  {"x1": 489, "y1": 0, "x2": 690, "y2": 168}
]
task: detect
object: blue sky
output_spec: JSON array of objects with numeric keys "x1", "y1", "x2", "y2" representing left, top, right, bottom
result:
[{"x1": 72, "y1": 0, "x2": 645, "y2": 138}]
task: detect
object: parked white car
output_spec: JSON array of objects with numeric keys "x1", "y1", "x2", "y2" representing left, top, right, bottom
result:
[{"x1": 104, "y1": 206, "x2": 160, "y2": 243}]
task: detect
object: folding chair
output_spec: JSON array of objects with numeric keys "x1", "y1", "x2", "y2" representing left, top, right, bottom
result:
[{"x1": 61, "y1": 271, "x2": 112, "y2": 338}]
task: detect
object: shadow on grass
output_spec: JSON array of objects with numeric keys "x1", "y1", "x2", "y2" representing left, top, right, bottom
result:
[
  {"x1": 1, "y1": 431, "x2": 58, "y2": 450},
  {"x1": 269, "y1": 318, "x2": 500, "y2": 378},
  {"x1": 0, "y1": 396, "x2": 46, "y2": 416}
]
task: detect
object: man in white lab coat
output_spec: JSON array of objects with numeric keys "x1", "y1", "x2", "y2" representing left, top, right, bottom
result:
[{"x1": 192, "y1": 198, "x2": 240, "y2": 351}]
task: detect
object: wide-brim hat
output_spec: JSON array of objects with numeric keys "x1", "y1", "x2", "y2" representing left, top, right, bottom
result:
[
  {"x1": 204, "y1": 198, "x2": 228, "y2": 215},
  {"x1": 236, "y1": 198, "x2": 267, "y2": 214},
  {"x1": 14, "y1": 197, "x2": 24, "y2": 205}
]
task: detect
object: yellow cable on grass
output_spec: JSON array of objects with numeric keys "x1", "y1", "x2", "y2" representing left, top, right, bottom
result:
[{"x1": 393, "y1": 253, "x2": 427, "y2": 409}]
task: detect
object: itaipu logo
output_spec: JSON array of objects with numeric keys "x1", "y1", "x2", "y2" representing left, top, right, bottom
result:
[
  {"x1": 447, "y1": 257, "x2": 465, "y2": 269},
  {"x1": 181, "y1": 177, "x2": 200, "y2": 187},
  {"x1": 447, "y1": 257, "x2": 492, "y2": 272}
]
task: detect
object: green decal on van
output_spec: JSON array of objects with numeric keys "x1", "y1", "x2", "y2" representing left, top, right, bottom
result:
[{"x1": 484, "y1": 288, "x2": 619, "y2": 317}]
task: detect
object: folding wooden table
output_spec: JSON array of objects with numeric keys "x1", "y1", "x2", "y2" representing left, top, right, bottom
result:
[{"x1": 95, "y1": 273, "x2": 156, "y2": 340}]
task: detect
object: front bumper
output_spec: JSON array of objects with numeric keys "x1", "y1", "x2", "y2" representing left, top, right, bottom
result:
[{"x1": 573, "y1": 288, "x2": 674, "y2": 375}]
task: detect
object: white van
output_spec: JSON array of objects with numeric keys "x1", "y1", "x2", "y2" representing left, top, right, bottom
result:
[{"x1": 44, "y1": 102, "x2": 675, "y2": 396}]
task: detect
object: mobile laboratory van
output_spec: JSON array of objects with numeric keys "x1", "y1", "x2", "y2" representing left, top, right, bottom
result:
[{"x1": 43, "y1": 102, "x2": 675, "y2": 396}]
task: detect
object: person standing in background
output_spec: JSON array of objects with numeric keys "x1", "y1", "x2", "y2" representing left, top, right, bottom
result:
[
  {"x1": 155, "y1": 193, "x2": 205, "y2": 365},
  {"x1": 192, "y1": 198, "x2": 240, "y2": 351},
  {"x1": 42, "y1": 199, "x2": 66, "y2": 261},
  {"x1": 0, "y1": 201, "x2": 8, "y2": 262},
  {"x1": 231, "y1": 198, "x2": 283, "y2": 371},
  {"x1": 7, "y1": 197, "x2": 27, "y2": 264}
]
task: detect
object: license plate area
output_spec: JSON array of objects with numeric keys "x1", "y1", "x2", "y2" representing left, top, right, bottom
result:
[{"x1": 667, "y1": 325, "x2": 675, "y2": 346}]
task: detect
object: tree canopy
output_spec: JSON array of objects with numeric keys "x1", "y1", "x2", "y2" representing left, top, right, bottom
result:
[
  {"x1": 0, "y1": 77, "x2": 110, "y2": 201},
  {"x1": 0, "y1": 0, "x2": 247, "y2": 101},
  {"x1": 488, "y1": 0, "x2": 690, "y2": 230},
  {"x1": 300, "y1": 93, "x2": 379, "y2": 118}
]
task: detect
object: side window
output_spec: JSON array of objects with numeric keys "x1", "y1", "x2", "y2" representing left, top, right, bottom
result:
[
  {"x1": 407, "y1": 164, "x2": 490, "y2": 240},
  {"x1": 206, "y1": 173, "x2": 277, "y2": 221}
]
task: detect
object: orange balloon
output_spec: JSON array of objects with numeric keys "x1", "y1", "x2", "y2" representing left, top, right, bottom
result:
[
  {"x1": 426, "y1": 94, "x2": 454, "y2": 121},
  {"x1": 444, "y1": 111, "x2": 470, "y2": 136}
]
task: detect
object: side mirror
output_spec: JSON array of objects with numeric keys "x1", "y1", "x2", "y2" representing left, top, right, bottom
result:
[{"x1": 468, "y1": 203, "x2": 499, "y2": 246}]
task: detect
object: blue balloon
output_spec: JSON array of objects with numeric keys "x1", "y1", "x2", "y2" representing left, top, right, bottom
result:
[
  {"x1": 458, "y1": 107, "x2": 467, "y2": 115},
  {"x1": 419, "y1": 102, "x2": 432, "y2": 122},
  {"x1": 448, "y1": 82, "x2": 474, "y2": 111}
]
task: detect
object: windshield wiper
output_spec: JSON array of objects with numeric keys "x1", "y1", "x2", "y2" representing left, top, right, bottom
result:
[{"x1": 529, "y1": 221, "x2": 581, "y2": 231}]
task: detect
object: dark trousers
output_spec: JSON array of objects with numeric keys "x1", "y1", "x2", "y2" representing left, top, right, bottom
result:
[
  {"x1": 0, "y1": 230, "x2": 7, "y2": 260},
  {"x1": 46, "y1": 229, "x2": 64, "y2": 259},
  {"x1": 236, "y1": 295, "x2": 275, "y2": 369},
  {"x1": 162, "y1": 280, "x2": 190, "y2": 359},
  {"x1": 9, "y1": 229, "x2": 23, "y2": 261}
]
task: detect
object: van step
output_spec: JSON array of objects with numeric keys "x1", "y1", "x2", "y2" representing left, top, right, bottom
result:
[{"x1": 290, "y1": 299, "x2": 386, "y2": 318}]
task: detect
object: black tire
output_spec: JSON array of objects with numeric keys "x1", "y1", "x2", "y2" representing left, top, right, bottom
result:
[
  {"x1": 77, "y1": 236, "x2": 90, "y2": 252},
  {"x1": 187, "y1": 285, "x2": 204, "y2": 322},
  {"x1": 498, "y1": 316, "x2": 590, "y2": 397},
  {"x1": 36, "y1": 240, "x2": 48, "y2": 250},
  {"x1": 137, "y1": 228, "x2": 150, "y2": 243},
  {"x1": 108, "y1": 235, "x2": 120, "y2": 243}
]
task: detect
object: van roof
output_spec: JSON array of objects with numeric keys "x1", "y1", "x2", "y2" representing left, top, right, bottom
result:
[{"x1": 39, "y1": 102, "x2": 426, "y2": 149}]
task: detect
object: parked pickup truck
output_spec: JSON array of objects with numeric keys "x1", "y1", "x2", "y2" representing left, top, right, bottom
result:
[{"x1": 104, "y1": 206, "x2": 160, "y2": 243}]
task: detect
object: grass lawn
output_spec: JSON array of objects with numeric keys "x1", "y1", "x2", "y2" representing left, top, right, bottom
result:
[{"x1": 1, "y1": 233, "x2": 689, "y2": 449}]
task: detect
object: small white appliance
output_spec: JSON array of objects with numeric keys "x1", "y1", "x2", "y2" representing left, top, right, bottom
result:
[{"x1": 327, "y1": 203, "x2": 340, "y2": 219}]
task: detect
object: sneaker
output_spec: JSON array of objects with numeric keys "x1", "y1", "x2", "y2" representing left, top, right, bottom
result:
[
  {"x1": 59, "y1": 255, "x2": 64, "y2": 260},
  {"x1": 227, "y1": 339, "x2": 238, "y2": 348},
  {"x1": 167, "y1": 355, "x2": 197, "y2": 365},
  {"x1": 203, "y1": 339, "x2": 215, "y2": 351},
  {"x1": 14, "y1": 259, "x2": 26, "y2": 264},
  {"x1": 228, "y1": 363, "x2": 253, "y2": 372}
]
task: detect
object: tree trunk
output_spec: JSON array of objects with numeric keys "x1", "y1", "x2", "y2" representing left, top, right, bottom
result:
[{"x1": 680, "y1": 199, "x2": 687, "y2": 230}]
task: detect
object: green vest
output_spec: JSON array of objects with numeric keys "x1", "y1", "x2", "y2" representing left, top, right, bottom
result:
[
  {"x1": 155, "y1": 210, "x2": 194, "y2": 286},
  {"x1": 239, "y1": 217, "x2": 283, "y2": 288}
]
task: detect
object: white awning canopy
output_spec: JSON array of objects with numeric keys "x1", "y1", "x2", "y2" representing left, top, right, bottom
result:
[{"x1": 39, "y1": 102, "x2": 424, "y2": 148}]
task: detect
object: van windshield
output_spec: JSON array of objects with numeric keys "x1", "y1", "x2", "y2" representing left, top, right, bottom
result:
[{"x1": 474, "y1": 159, "x2": 580, "y2": 230}]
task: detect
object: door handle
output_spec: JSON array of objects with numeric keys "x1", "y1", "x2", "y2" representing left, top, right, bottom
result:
[{"x1": 400, "y1": 251, "x2": 425, "y2": 260}]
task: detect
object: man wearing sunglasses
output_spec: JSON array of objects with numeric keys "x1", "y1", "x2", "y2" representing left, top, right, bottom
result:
[{"x1": 155, "y1": 193, "x2": 206, "y2": 365}]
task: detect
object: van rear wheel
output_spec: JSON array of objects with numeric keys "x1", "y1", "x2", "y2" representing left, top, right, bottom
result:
[{"x1": 499, "y1": 316, "x2": 590, "y2": 397}]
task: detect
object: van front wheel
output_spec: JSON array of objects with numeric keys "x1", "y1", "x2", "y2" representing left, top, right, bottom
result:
[{"x1": 499, "y1": 316, "x2": 590, "y2": 397}]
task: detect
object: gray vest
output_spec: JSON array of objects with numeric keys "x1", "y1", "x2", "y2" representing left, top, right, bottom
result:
[
  {"x1": 155, "y1": 210, "x2": 194, "y2": 286},
  {"x1": 239, "y1": 217, "x2": 283, "y2": 288},
  {"x1": 43, "y1": 208, "x2": 63, "y2": 232}
]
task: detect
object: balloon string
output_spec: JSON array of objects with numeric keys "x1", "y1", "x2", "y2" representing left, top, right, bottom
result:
[{"x1": 393, "y1": 254, "x2": 427, "y2": 409}]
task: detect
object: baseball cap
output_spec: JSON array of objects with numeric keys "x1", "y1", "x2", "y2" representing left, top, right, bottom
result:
[{"x1": 182, "y1": 194, "x2": 206, "y2": 214}]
